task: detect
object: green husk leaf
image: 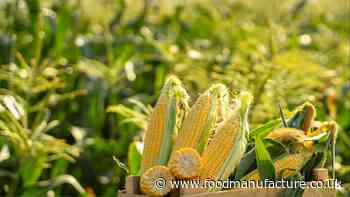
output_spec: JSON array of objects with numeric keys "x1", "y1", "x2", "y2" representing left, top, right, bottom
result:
[
  {"x1": 20, "y1": 156, "x2": 46, "y2": 187},
  {"x1": 255, "y1": 137, "x2": 275, "y2": 180},
  {"x1": 158, "y1": 96, "x2": 177, "y2": 165},
  {"x1": 249, "y1": 118, "x2": 281, "y2": 140},
  {"x1": 235, "y1": 138, "x2": 286, "y2": 179},
  {"x1": 128, "y1": 141, "x2": 142, "y2": 176},
  {"x1": 196, "y1": 92, "x2": 217, "y2": 154}
]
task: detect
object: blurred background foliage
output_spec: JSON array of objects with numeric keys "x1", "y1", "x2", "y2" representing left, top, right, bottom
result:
[{"x1": 0, "y1": 0, "x2": 349, "y2": 196}]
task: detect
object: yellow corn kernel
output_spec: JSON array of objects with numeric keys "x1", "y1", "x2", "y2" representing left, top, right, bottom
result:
[
  {"x1": 168, "y1": 148, "x2": 202, "y2": 179},
  {"x1": 243, "y1": 153, "x2": 307, "y2": 181},
  {"x1": 140, "y1": 165, "x2": 174, "y2": 196}
]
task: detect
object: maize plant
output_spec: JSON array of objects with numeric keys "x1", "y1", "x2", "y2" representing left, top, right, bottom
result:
[
  {"x1": 0, "y1": 59, "x2": 87, "y2": 196},
  {"x1": 0, "y1": 94, "x2": 84, "y2": 195}
]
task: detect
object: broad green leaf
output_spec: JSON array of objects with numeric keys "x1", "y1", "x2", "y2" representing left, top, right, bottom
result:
[
  {"x1": 235, "y1": 138, "x2": 285, "y2": 179},
  {"x1": 128, "y1": 141, "x2": 142, "y2": 176},
  {"x1": 20, "y1": 156, "x2": 46, "y2": 187},
  {"x1": 255, "y1": 137, "x2": 275, "y2": 180},
  {"x1": 249, "y1": 119, "x2": 281, "y2": 140},
  {"x1": 51, "y1": 159, "x2": 69, "y2": 178},
  {"x1": 21, "y1": 187, "x2": 46, "y2": 197}
]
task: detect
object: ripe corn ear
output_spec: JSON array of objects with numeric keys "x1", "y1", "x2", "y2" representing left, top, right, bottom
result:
[
  {"x1": 200, "y1": 91, "x2": 252, "y2": 181},
  {"x1": 168, "y1": 84, "x2": 228, "y2": 179},
  {"x1": 171, "y1": 84, "x2": 227, "y2": 156},
  {"x1": 140, "y1": 76, "x2": 188, "y2": 174},
  {"x1": 266, "y1": 128, "x2": 308, "y2": 153},
  {"x1": 140, "y1": 165, "x2": 174, "y2": 196},
  {"x1": 266, "y1": 128, "x2": 306, "y2": 144},
  {"x1": 168, "y1": 148, "x2": 202, "y2": 179}
]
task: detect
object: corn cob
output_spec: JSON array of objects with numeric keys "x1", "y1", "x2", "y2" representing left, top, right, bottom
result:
[
  {"x1": 266, "y1": 128, "x2": 309, "y2": 153},
  {"x1": 266, "y1": 128, "x2": 306, "y2": 144},
  {"x1": 167, "y1": 84, "x2": 228, "y2": 179},
  {"x1": 200, "y1": 91, "x2": 252, "y2": 181},
  {"x1": 171, "y1": 84, "x2": 228, "y2": 156},
  {"x1": 140, "y1": 165, "x2": 174, "y2": 196},
  {"x1": 169, "y1": 84, "x2": 228, "y2": 178},
  {"x1": 168, "y1": 148, "x2": 202, "y2": 179},
  {"x1": 140, "y1": 76, "x2": 188, "y2": 174},
  {"x1": 242, "y1": 153, "x2": 311, "y2": 180},
  {"x1": 171, "y1": 89, "x2": 215, "y2": 154}
]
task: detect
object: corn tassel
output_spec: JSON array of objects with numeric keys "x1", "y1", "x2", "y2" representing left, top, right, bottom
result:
[
  {"x1": 242, "y1": 153, "x2": 311, "y2": 180},
  {"x1": 140, "y1": 165, "x2": 174, "y2": 196},
  {"x1": 168, "y1": 148, "x2": 202, "y2": 179},
  {"x1": 140, "y1": 76, "x2": 188, "y2": 174},
  {"x1": 200, "y1": 91, "x2": 252, "y2": 181}
]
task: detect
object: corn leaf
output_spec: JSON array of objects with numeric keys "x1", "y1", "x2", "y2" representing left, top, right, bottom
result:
[
  {"x1": 255, "y1": 137, "x2": 275, "y2": 180},
  {"x1": 236, "y1": 138, "x2": 286, "y2": 179},
  {"x1": 128, "y1": 141, "x2": 142, "y2": 176},
  {"x1": 249, "y1": 119, "x2": 281, "y2": 140},
  {"x1": 20, "y1": 156, "x2": 46, "y2": 187}
]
